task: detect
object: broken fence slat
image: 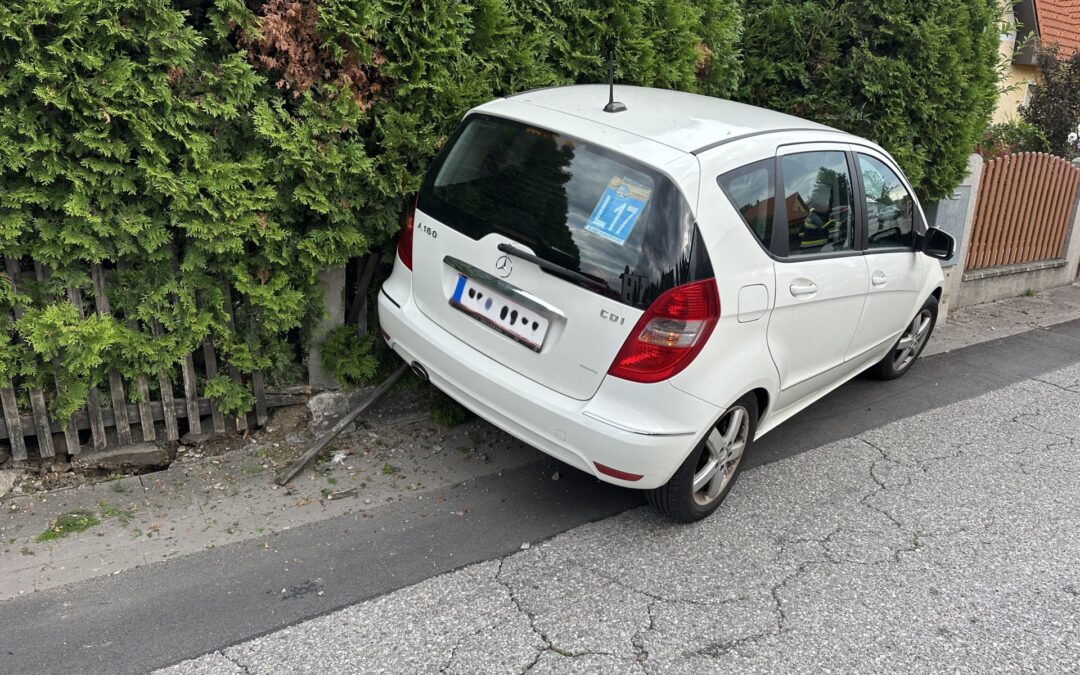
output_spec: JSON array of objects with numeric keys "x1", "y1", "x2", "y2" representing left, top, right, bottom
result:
[
  {"x1": 219, "y1": 281, "x2": 248, "y2": 433},
  {"x1": 276, "y1": 364, "x2": 408, "y2": 487},
  {"x1": 34, "y1": 262, "x2": 81, "y2": 455},
  {"x1": 201, "y1": 338, "x2": 227, "y2": 435},
  {"x1": 6, "y1": 258, "x2": 54, "y2": 458},
  {"x1": 150, "y1": 322, "x2": 180, "y2": 442},
  {"x1": 115, "y1": 261, "x2": 156, "y2": 443},
  {"x1": 2, "y1": 258, "x2": 29, "y2": 460},
  {"x1": 91, "y1": 264, "x2": 132, "y2": 445},
  {"x1": 252, "y1": 371, "x2": 268, "y2": 428},
  {"x1": 28, "y1": 390, "x2": 55, "y2": 458},
  {"x1": 0, "y1": 382, "x2": 27, "y2": 461},
  {"x1": 181, "y1": 353, "x2": 201, "y2": 436},
  {"x1": 86, "y1": 388, "x2": 107, "y2": 450},
  {"x1": 158, "y1": 372, "x2": 180, "y2": 441},
  {"x1": 136, "y1": 376, "x2": 156, "y2": 442}
]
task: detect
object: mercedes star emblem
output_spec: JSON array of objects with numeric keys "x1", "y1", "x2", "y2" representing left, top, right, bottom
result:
[{"x1": 495, "y1": 255, "x2": 513, "y2": 278}]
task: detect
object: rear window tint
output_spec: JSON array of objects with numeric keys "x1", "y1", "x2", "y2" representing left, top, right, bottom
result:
[
  {"x1": 418, "y1": 114, "x2": 711, "y2": 308},
  {"x1": 718, "y1": 159, "x2": 774, "y2": 249}
]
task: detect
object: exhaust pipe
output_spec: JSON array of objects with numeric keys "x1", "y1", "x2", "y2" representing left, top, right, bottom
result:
[{"x1": 410, "y1": 361, "x2": 429, "y2": 382}]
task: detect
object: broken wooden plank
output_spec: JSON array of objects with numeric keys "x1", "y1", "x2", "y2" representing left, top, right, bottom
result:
[
  {"x1": 150, "y1": 321, "x2": 180, "y2": 442},
  {"x1": 219, "y1": 281, "x2": 248, "y2": 432},
  {"x1": 90, "y1": 263, "x2": 131, "y2": 445},
  {"x1": 28, "y1": 390, "x2": 55, "y2": 458},
  {"x1": 201, "y1": 337, "x2": 227, "y2": 435},
  {"x1": 114, "y1": 261, "x2": 155, "y2": 442},
  {"x1": 35, "y1": 261, "x2": 81, "y2": 455},
  {"x1": 181, "y1": 353, "x2": 201, "y2": 436},
  {"x1": 5, "y1": 257, "x2": 54, "y2": 458},
  {"x1": 68, "y1": 286, "x2": 107, "y2": 450},
  {"x1": 1, "y1": 255, "x2": 28, "y2": 460},
  {"x1": 252, "y1": 371, "x2": 268, "y2": 428},
  {"x1": 135, "y1": 376, "x2": 155, "y2": 442},
  {"x1": 276, "y1": 364, "x2": 407, "y2": 486},
  {"x1": 0, "y1": 382, "x2": 26, "y2": 461}
]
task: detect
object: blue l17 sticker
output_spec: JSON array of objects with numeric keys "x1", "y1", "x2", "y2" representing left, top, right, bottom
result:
[{"x1": 585, "y1": 176, "x2": 652, "y2": 246}]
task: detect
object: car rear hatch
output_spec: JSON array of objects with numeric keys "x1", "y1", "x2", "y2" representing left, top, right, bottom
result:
[{"x1": 410, "y1": 112, "x2": 709, "y2": 401}]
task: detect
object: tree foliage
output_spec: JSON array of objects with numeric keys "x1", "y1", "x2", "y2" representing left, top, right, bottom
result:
[
  {"x1": 735, "y1": 0, "x2": 1001, "y2": 201},
  {"x1": 977, "y1": 119, "x2": 1050, "y2": 159},
  {"x1": 1021, "y1": 47, "x2": 1080, "y2": 161},
  {"x1": 0, "y1": 0, "x2": 742, "y2": 420}
]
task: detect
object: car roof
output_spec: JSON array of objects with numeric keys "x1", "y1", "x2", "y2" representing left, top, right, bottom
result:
[{"x1": 500, "y1": 84, "x2": 846, "y2": 154}]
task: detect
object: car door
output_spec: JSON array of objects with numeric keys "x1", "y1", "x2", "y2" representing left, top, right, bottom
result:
[
  {"x1": 766, "y1": 145, "x2": 869, "y2": 408},
  {"x1": 846, "y1": 150, "x2": 925, "y2": 359}
]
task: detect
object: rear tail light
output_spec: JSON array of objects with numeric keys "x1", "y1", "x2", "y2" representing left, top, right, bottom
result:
[
  {"x1": 607, "y1": 278, "x2": 720, "y2": 383},
  {"x1": 396, "y1": 198, "x2": 417, "y2": 270}
]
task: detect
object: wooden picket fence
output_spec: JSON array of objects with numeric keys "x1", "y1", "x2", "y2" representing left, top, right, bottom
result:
[
  {"x1": 0, "y1": 256, "x2": 293, "y2": 462},
  {"x1": 967, "y1": 152, "x2": 1080, "y2": 270}
]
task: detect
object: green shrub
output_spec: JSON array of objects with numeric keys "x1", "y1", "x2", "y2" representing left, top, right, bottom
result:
[
  {"x1": 977, "y1": 120, "x2": 1050, "y2": 158},
  {"x1": 1021, "y1": 48, "x2": 1080, "y2": 160},
  {"x1": 736, "y1": 0, "x2": 1001, "y2": 201},
  {"x1": 430, "y1": 387, "x2": 468, "y2": 427},
  {"x1": 318, "y1": 325, "x2": 379, "y2": 388},
  {"x1": 0, "y1": 0, "x2": 744, "y2": 421}
]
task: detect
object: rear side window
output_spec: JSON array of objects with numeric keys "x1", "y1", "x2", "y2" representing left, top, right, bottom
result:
[
  {"x1": 418, "y1": 114, "x2": 711, "y2": 308},
  {"x1": 858, "y1": 155, "x2": 915, "y2": 249},
  {"x1": 781, "y1": 152, "x2": 855, "y2": 256},
  {"x1": 718, "y1": 159, "x2": 774, "y2": 248}
]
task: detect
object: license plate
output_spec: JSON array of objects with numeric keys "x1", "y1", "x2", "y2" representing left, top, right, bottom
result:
[{"x1": 450, "y1": 275, "x2": 550, "y2": 351}]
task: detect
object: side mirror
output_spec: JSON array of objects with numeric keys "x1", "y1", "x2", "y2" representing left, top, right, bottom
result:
[{"x1": 922, "y1": 227, "x2": 955, "y2": 260}]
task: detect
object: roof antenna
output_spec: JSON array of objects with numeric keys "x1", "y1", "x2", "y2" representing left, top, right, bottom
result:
[{"x1": 603, "y1": 45, "x2": 626, "y2": 113}]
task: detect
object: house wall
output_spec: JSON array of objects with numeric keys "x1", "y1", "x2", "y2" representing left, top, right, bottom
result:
[{"x1": 992, "y1": 63, "x2": 1041, "y2": 124}]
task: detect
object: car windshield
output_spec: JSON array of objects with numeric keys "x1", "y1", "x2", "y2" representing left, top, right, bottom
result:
[{"x1": 417, "y1": 114, "x2": 711, "y2": 308}]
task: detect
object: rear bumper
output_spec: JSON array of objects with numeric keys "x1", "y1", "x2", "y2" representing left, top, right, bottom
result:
[{"x1": 378, "y1": 288, "x2": 720, "y2": 489}]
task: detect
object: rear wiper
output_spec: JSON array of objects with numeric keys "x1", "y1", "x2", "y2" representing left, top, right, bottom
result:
[{"x1": 496, "y1": 243, "x2": 610, "y2": 292}]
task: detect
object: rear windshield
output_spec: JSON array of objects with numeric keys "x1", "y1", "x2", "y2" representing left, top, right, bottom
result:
[{"x1": 418, "y1": 114, "x2": 711, "y2": 308}]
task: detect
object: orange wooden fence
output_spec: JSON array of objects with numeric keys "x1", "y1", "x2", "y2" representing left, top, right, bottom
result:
[{"x1": 967, "y1": 153, "x2": 1080, "y2": 270}]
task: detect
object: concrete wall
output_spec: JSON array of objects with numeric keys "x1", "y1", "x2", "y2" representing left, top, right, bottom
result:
[
  {"x1": 307, "y1": 266, "x2": 346, "y2": 389},
  {"x1": 927, "y1": 154, "x2": 984, "y2": 323}
]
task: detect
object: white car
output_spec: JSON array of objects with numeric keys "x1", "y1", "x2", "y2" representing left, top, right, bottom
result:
[{"x1": 378, "y1": 85, "x2": 954, "y2": 522}]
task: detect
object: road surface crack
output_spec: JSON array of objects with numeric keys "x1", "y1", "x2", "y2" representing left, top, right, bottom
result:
[
  {"x1": 221, "y1": 650, "x2": 254, "y2": 675},
  {"x1": 1031, "y1": 377, "x2": 1080, "y2": 394}
]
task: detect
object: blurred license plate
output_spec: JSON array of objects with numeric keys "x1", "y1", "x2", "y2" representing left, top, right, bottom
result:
[{"x1": 450, "y1": 275, "x2": 549, "y2": 351}]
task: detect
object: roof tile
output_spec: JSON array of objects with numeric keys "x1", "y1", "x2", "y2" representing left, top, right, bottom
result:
[{"x1": 1038, "y1": 0, "x2": 1080, "y2": 58}]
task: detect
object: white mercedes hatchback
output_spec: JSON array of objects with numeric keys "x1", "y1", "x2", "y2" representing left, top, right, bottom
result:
[{"x1": 378, "y1": 85, "x2": 955, "y2": 522}]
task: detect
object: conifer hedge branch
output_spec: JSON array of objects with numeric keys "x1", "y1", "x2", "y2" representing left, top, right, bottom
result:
[{"x1": 0, "y1": 0, "x2": 741, "y2": 420}]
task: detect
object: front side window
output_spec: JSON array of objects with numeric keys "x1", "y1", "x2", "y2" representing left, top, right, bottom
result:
[
  {"x1": 780, "y1": 152, "x2": 855, "y2": 256},
  {"x1": 858, "y1": 155, "x2": 915, "y2": 249},
  {"x1": 718, "y1": 159, "x2": 774, "y2": 249}
]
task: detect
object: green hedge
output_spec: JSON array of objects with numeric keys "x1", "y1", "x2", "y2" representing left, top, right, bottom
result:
[
  {"x1": 736, "y1": 0, "x2": 1001, "y2": 202},
  {"x1": 0, "y1": 1, "x2": 1004, "y2": 423},
  {"x1": 0, "y1": 0, "x2": 741, "y2": 419}
]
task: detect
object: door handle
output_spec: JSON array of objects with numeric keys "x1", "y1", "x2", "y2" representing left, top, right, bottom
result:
[
  {"x1": 871, "y1": 271, "x2": 888, "y2": 287},
  {"x1": 789, "y1": 280, "x2": 818, "y2": 297}
]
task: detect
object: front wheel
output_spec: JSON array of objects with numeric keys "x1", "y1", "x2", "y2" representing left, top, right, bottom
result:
[
  {"x1": 647, "y1": 393, "x2": 758, "y2": 523},
  {"x1": 871, "y1": 294, "x2": 938, "y2": 380}
]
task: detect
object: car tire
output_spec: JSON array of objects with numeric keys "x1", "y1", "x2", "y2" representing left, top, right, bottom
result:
[
  {"x1": 871, "y1": 294, "x2": 938, "y2": 381},
  {"x1": 647, "y1": 393, "x2": 758, "y2": 523}
]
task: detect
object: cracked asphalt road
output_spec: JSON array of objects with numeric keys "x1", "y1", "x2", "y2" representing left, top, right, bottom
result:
[{"x1": 161, "y1": 363, "x2": 1080, "y2": 674}]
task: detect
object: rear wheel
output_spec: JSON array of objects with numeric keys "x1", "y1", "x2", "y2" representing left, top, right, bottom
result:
[
  {"x1": 647, "y1": 393, "x2": 758, "y2": 523},
  {"x1": 871, "y1": 295, "x2": 938, "y2": 380}
]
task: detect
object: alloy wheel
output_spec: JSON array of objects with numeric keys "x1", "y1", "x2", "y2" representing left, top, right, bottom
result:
[
  {"x1": 692, "y1": 406, "x2": 750, "y2": 506},
  {"x1": 892, "y1": 309, "x2": 933, "y2": 372}
]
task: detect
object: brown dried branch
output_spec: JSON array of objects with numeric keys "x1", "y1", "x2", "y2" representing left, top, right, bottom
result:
[{"x1": 238, "y1": 0, "x2": 386, "y2": 109}]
